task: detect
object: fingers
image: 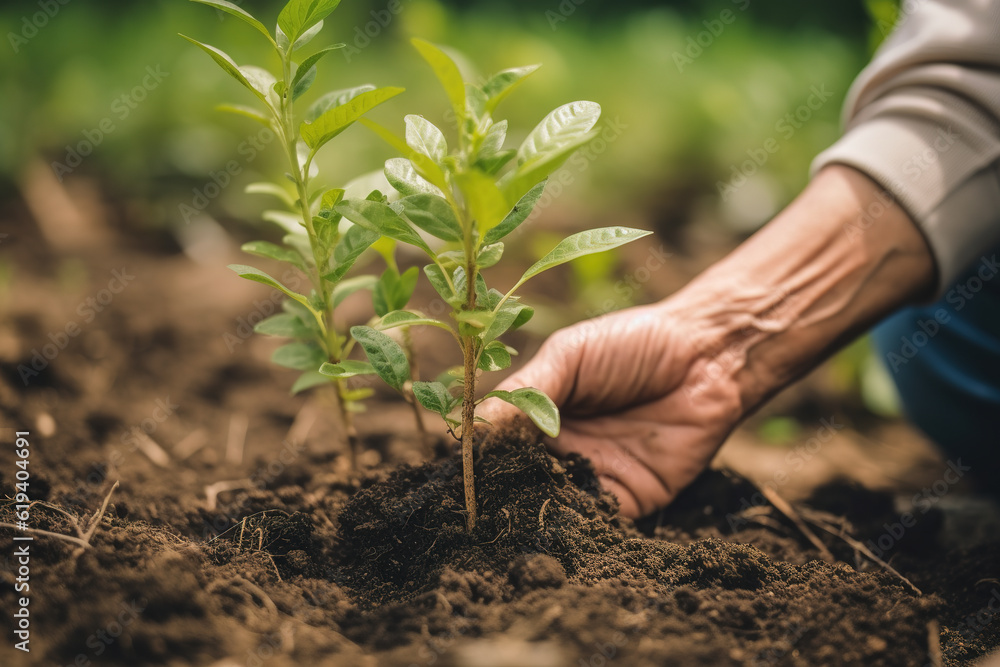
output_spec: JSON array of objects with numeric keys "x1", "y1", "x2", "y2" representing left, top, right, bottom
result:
[
  {"x1": 598, "y1": 474, "x2": 641, "y2": 518},
  {"x1": 479, "y1": 330, "x2": 578, "y2": 425}
]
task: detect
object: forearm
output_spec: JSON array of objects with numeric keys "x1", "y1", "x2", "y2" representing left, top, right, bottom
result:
[{"x1": 666, "y1": 165, "x2": 936, "y2": 413}]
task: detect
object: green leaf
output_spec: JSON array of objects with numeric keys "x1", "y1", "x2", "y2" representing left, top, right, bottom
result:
[
  {"x1": 517, "y1": 100, "x2": 601, "y2": 167},
  {"x1": 306, "y1": 84, "x2": 376, "y2": 122},
  {"x1": 262, "y1": 210, "x2": 303, "y2": 234},
  {"x1": 291, "y1": 370, "x2": 331, "y2": 394},
  {"x1": 272, "y1": 342, "x2": 326, "y2": 370},
  {"x1": 483, "y1": 300, "x2": 531, "y2": 343},
  {"x1": 290, "y1": 19, "x2": 325, "y2": 51},
  {"x1": 331, "y1": 275, "x2": 377, "y2": 308},
  {"x1": 478, "y1": 341, "x2": 513, "y2": 372},
  {"x1": 412, "y1": 381, "x2": 457, "y2": 417},
  {"x1": 277, "y1": 0, "x2": 341, "y2": 46},
  {"x1": 516, "y1": 227, "x2": 651, "y2": 286},
  {"x1": 254, "y1": 313, "x2": 313, "y2": 339},
  {"x1": 322, "y1": 224, "x2": 378, "y2": 283},
  {"x1": 179, "y1": 36, "x2": 270, "y2": 104},
  {"x1": 423, "y1": 264, "x2": 460, "y2": 306},
  {"x1": 228, "y1": 264, "x2": 312, "y2": 309},
  {"x1": 477, "y1": 243, "x2": 504, "y2": 268},
  {"x1": 350, "y1": 326, "x2": 410, "y2": 391},
  {"x1": 318, "y1": 360, "x2": 375, "y2": 378},
  {"x1": 189, "y1": 0, "x2": 275, "y2": 45},
  {"x1": 483, "y1": 181, "x2": 546, "y2": 245},
  {"x1": 238, "y1": 65, "x2": 278, "y2": 103},
  {"x1": 404, "y1": 115, "x2": 447, "y2": 162},
  {"x1": 485, "y1": 387, "x2": 560, "y2": 437},
  {"x1": 384, "y1": 158, "x2": 440, "y2": 197},
  {"x1": 241, "y1": 240, "x2": 306, "y2": 271},
  {"x1": 216, "y1": 103, "x2": 272, "y2": 126},
  {"x1": 373, "y1": 267, "x2": 418, "y2": 317},
  {"x1": 455, "y1": 308, "x2": 496, "y2": 331},
  {"x1": 454, "y1": 170, "x2": 509, "y2": 236},
  {"x1": 290, "y1": 45, "x2": 344, "y2": 100},
  {"x1": 246, "y1": 182, "x2": 295, "y2": 208},
  {"x1": 359, "y1": 119, "x2": 449, "y2": 193},
  {"x1": 398, "y1": 194, "x2": 463, "y2": 242},
  {"x1": 482, "y1": 65, "x2": 540, "y2": 114},
  {"x1": 475, "y1": 150, "x2": 516, "y2": 176},
  {"x1": 376, "y1": 310, "x2": 453, "y2": 333},
  {"x1": 300, "y1": 87, "x2": 405, "y2": 154},
  {"x1": 503, "y1": 101, "x2": 601, "y2": 201},
  {"x1": 478, "y1": 119, "x2": 507, "y2": 158},
  {"x1": 411, "y1": 38, "x2": 466, "y2": 124},
  {"x1": 335, "y1": 199, "x2": 432, "y2": 255}
]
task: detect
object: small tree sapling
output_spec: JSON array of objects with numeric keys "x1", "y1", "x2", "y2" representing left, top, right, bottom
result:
[
  {"x1": 330, "y1": 39, "x2": 652, "y2": 530},
  {"x1": 181, "y1": 0, "x2": 405, "y2": 464}
]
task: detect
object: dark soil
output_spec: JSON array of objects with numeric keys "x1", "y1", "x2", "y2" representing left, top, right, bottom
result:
[{"x1": 1, "y1": 209, "x2": 998, "y2": 666}]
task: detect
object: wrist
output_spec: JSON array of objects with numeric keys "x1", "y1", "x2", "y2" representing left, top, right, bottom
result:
[{"x1": 663, "y1": 165, "x2": 935, "y2": 414}]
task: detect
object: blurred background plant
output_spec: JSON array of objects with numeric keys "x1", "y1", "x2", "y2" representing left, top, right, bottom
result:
[{"x1": 0, "y1": 0, "x2": 902, "y2": 436}]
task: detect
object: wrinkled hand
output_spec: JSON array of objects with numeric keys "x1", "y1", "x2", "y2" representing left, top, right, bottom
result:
[{"x1": 481, "y1": 303, "x2": 745, "y2": 518}]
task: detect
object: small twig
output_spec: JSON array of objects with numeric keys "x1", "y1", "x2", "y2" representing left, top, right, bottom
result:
[
  {"x1": 804, "y1": 512, "x2": 922, "y2": 595},
  {"x1": 286, "y1": 402, "x2": 318, "y2": 446},
  {"x1": 927, "y1": 620, "x2": 943, "y2": 667},
  {"x1": 173, "y1": 429, "x2": 208, "y2": 461},
  {"x1": 204, "y1": 479, "x2": 252, "y2": 512},
  {"x1": 539, "y1": 499, "x2": 551, "y2": 532},
  {"x1": 756, "y1": 484, "x2": 835, "y2": 563},
  {"x1": 0, "y1": 523, "x2": 91, "y2": 549},
  {"x1": 134, "y1": 431, "x2": 171, "y2": 467},
  {"x1": 82, "y1": 481, "x2": 119, "y2": 544},
  {"x1": 227, "y1": 413, "x2": 249, "y2": 465}
]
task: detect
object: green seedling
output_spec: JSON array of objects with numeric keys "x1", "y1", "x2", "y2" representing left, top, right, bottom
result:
[
  {"x1": 181, "y1": 0, "x2": 404, "y2": 464},
  {"x1": 330, "y1": 39, "x2": 651, "y2": 530}
]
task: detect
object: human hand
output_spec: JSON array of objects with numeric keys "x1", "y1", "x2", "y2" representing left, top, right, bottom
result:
[{"x1": 481, "y1": 302, "x2": 745, "y2": 518}]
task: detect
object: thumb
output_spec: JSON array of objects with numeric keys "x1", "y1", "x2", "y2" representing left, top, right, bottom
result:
[{"x1": 479, "y1": 333, "x2": 577, "y2": 425}]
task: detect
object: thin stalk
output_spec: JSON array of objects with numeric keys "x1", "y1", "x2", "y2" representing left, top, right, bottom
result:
[
  {"x1": 459, "y1": 240, "x2": 479, "y2": 531},
  {"x1": 401, "y1": 326, "x2": 429, "y2": 440},
  {"x1": 278, "y1": 51, "x2": 356, "y2": 465}
]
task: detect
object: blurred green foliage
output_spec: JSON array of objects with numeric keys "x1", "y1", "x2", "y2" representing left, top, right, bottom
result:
[{"x1": 1, "y1": 0, "x2": 873, "y2": 234}]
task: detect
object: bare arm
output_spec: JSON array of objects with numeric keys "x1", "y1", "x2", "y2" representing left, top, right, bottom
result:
[{"x1": 487, "y1": 164, "x2": 935, "y2": 517}]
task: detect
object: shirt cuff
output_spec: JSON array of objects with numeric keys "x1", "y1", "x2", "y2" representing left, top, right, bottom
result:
[{"x1": 813, "y1": 111, "x2": 1000, "y2": 293}]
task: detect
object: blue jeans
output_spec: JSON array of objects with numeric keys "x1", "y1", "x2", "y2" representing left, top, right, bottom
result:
[{"x1": 872, "y1": 252, "x2": 1000, "y2": 495}]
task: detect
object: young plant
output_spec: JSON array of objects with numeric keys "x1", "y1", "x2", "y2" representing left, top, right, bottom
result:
[
  {"x1": 330, "y1": 39, "x2": 651, "y2": 530},
  {"x1": 181, "y1": 0, "x2": 404, "y2": 464}
]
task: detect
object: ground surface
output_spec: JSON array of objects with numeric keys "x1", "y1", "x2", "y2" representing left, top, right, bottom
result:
[{"x1": 1, "y1": 204, "x2": 999, "y2": 666}]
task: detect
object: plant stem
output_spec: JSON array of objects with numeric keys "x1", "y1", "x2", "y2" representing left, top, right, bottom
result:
[
  {"x1": 460, "y1": 245, "x2": 479, "y2": 531},
  {"x1": 460, "y1": 333, "x2": 477, "y2": 531},
  {"x1": 401, "y1": 326, "x2": 429, "y2": 441},
  {"x1": 333, "y1": 380, "x2": 361, "y2": 468}
]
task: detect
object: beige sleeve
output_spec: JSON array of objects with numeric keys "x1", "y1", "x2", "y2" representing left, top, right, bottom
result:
[{"x1": 812, "y1": 0, "x2": 1000, "y2": 290}]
